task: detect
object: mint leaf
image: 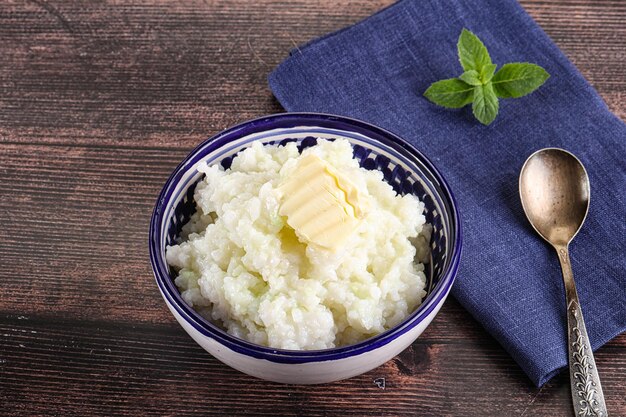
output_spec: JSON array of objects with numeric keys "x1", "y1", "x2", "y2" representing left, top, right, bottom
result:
[
  {"x1": 457, "y1": 29, "x2": 492, "y2": 73},
  {"x1": 472, "y1": 83, "x2": 499, "y2": 125},
  {"x1": 480, "y1": 63, "x2": 497, "y2": 84},
  {"x1": 492, "y1": 63, "x2": 550, "y2": 98},
  {"x1": 459, "y1": 70, "x2": 482, "y2": 86},
  {"x1": 423, "y1": 29, "x2": 549, "y2": 126},
  {"x1": 424, "y1": 78, "x2": 474, "y2": 108}
]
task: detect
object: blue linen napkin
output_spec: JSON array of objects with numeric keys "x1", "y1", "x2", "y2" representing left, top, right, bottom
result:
[{"x1": 268, "y1": 0, "x2": 626, "y2": 386}]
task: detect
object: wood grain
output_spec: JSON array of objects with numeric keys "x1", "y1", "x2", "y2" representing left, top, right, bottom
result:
[
  {"x1": 0, "y1": 0, "x2": 623, "y2": 150},
  {"x1": 2, "y1": 312, "x2": 625, "y2": 416},
  {"x1": 0, "y1": 0, "x2": 624, "y2": 416}
]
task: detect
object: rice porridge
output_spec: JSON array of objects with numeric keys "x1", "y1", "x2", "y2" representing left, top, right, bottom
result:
[{"x1": 166, "y1": 139, "x2": 430, "y2": 350}]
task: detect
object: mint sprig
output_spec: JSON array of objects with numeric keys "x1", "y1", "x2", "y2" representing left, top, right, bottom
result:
[{"x1": 424, "y1": 29, "x2": 550, "y2": 125}]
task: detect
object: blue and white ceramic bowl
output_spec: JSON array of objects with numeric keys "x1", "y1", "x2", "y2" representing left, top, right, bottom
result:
[{"x1": 149, "y1": 113, "x2": 461, "y2": 384}]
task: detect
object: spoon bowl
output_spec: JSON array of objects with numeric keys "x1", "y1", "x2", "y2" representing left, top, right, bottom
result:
[{"x1": 519, "y1": 148, "x2": 589, "y2": 246}]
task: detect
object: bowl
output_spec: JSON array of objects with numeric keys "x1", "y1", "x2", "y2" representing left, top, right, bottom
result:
[{"x1": 149, "y1": 113, "x2": 461, "y2": 384}]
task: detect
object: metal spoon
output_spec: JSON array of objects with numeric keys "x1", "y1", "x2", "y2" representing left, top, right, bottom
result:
[{"x1": 519, "y1": 148, "x2": 607, "y2": 417}]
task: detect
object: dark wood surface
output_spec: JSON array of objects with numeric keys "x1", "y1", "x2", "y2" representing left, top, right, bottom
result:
[{"x1": 1, "y1": 1, "x2": 624, "y2": 415}]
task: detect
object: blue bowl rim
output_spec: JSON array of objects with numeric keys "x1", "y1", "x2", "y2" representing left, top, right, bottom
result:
[{"x1": 149, "y1": 112, "x2": 462, "y2": 363}]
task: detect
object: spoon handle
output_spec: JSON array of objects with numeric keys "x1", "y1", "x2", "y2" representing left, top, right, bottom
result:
[{"x1": 557, "y1": 246, "x2": 608, "y2": 417}]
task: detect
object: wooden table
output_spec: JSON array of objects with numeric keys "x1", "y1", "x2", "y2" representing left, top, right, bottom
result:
[{"x1": 1, "y1": 1, "x2": 624, "y2": 415}]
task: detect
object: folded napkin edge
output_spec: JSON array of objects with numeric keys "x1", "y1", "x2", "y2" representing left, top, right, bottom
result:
[{"x1": 452, "y1": 282, "x2": 626, "y2": 387}]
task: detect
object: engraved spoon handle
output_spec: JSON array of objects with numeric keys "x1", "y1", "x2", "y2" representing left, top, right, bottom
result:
[{"x1": 557, "y1": 246, "x2": 608, "y2": 417}]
